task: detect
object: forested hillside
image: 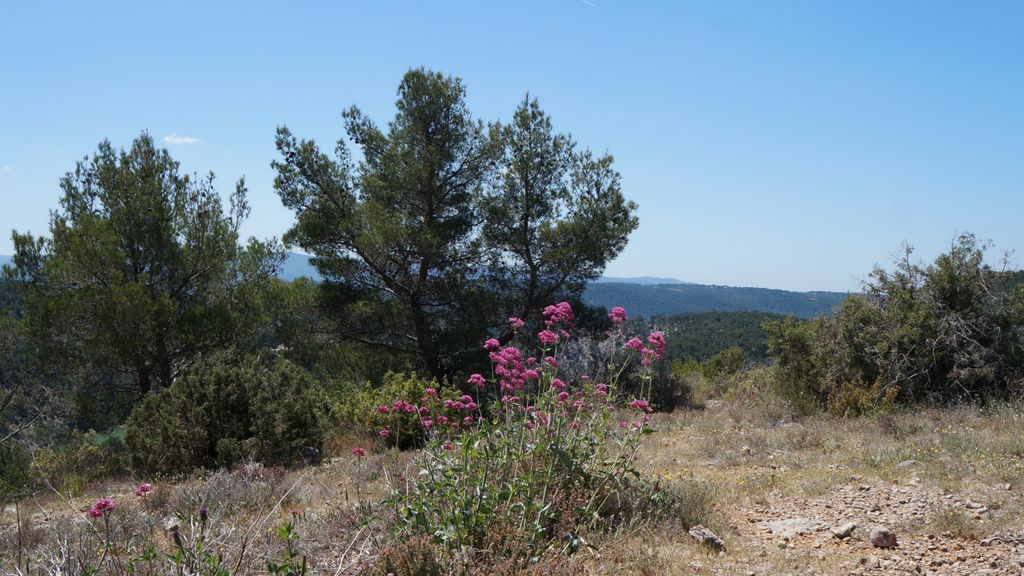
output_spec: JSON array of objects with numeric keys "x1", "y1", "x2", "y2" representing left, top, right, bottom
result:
[
  {"x1": 654, "y1": 310, "x2": 785, "y2": 362},
  {"x1": 584, "y1": 282, "x2": 848, "y2": 319}
]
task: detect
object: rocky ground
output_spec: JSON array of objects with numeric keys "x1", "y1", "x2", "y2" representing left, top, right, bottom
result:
[
  {"x1": 618, "y1": 395, "x2": 1024, "y2": 576},
  {"x1": 4, "y1": 394, "x2": 1024, "y2": 575}
]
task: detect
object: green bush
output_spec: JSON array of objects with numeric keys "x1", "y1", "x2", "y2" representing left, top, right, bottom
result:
[
  {"x1": 702, "y1": 346, "x2": 744, "y2": 379},
  {"x1": 339, "y1": 372, "x2": 461, "y2": 448},
  {"x1": 31, "y1": 430, "x2": 128, "y2": 495},
  {"x1": 0, "y1": 441, "x2": 34, "y2": 501},
  {"x1": 767, "y1": 234, "x2": 1024, "y2": 414},
  {"x1": 125, "y1": 353, "x2": 328, "y2": 474}
]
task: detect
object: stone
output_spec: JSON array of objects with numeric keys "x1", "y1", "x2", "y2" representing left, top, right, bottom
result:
[
  {"x1": 689, "y1": 524, "x2": 725, "y2": 551},
  {"x1": 896, "y1": 459, "x2": 918, "y2": 469},
  {"x1": 765, "y1": 517, "x2": 824, "y2": 538},
  {"x1": 833, "y1": 522, "x2": 858, "y2": 539},
  {"x1": 299, "y1": 445, "x2": 321, "y2": 465},
  {"x1": 869, "y1": 526, "x2": 897, "y2": 549}
]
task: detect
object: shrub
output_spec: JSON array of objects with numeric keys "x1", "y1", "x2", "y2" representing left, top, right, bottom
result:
[
  {"x1": 767, "y1": 235, "x2": 1024, "y2": 413},
  {"x1": 125, "y1": 353, "x2": 327, "y2": 474},
  {"x1": 0, "y1": 441, "x2": 34, "y2": 501},
  {"x1": 339, "y1": 372, "x2": 461, "y2": 448},
  {"x1": 31, "y1": 430, "x2": 128, "y2": 495},
  {"x1": 702, "y1": 346, "x2": 744, "y2": 379},
  {"x1": 360, "y1": 303, "x2": 673, "y2": 562}
]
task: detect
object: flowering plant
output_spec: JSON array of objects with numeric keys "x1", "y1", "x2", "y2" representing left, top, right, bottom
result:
[{"x1": 371, "y1": 303, "x2": 667, "y2": 558}]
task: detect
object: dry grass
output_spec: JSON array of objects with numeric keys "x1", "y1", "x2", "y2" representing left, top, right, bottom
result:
[{"x1": 3, "y1": 387, "x2": 1024, "y2": 574}]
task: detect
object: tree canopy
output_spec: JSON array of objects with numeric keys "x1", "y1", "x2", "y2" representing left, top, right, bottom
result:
[
  {"x1": 4, "y1": 133, "x2": 282, "y2": 404},
  {"x1": 273, "y1": 68, "x2": 637, "y2": 378}
]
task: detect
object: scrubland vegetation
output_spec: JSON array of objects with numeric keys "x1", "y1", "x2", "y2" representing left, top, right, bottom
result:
[{"x1": 2, "y1": 68, "x2": 1023, "y2": 574}]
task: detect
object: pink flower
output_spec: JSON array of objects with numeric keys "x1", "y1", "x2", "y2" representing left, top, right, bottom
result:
[
  {"x1": 467, "y1": 373, "x2": 486, "y2": 387},
  {"x1": 483, "y1": 338, "x2": 501, "y2": 351},
  {"x1": 527, "y1": 357, "x2": 537, "y2": 365},
  {"x1": 618, "y1": 420, "x2": 628, "y2": 429},
  {"x1": 376, "y1": 404, "x2": 390, "y2": 414},
  {"x1": 538, "y1": 329, "x2": 559, "y2": 346},
  {"x1": 463, "y1": 416, "x2": 474, "y2": 425},
  {"x1": 525, "y1": 420, "x2": 536, "y2": 430},
  {"x1": 608, "y1": 306, "x2": 627, "y2": 325},
  {"x1": 647, "y1": 331, "x2": 666, "y2": 359},
  {"x1": 351, "y1": 447, "x2": 367, "y2": 457},
  {"x1": 551, "y1": 378, "x2": 566, "y2": 390},
  {"x1": 508, "y1": 317, "x2": 525, "y2": 331},
  {"x1": 442, "y1": 441, "x2": 454, "y2": 451},
  {"x1": 543, "y1": 356, "x2": 559, "y2": 367},
  {"x1": 436, "y1": 415, "x2": 448, "y2": 425},
  {"x1": 421, "y1": 418, "x2": 433, "y2": 430},
  {"x1": 628, "y1": 398, "x2": 652, "y2": 413},
  {"x1": 424, "y1": 387, "x2": 436, "y2": 396},
  {"x1": 573, "y1": 400, "x2": 584, "y2": 409},
  {"x1": 624, "y1": 337, "x2": 644, "y2": 352},
  {"x1": 542, "y1": 301, "x2": 575, "y2": 328},
  {"x1": 88, "y1": 498, "x2": 116, "y2": 518},
  {"x1": 379, "y1": 429, "x2": 390, "y2": 438},
  {"x1": 134, "y1": 483, "x2": 152, "y2": 497},
  {"x1": 557, "y1": 391, "x2": 570, "y2": 403}
]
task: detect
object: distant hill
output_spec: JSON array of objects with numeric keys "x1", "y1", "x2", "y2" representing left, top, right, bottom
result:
[
  {"x1": 0, "y1": 253, "x2": 850, "y2": 318},
  {"x1": 280, "y1": 252, "x2": 322, "y2": 281},
  {"x1": 592, "y1": 276, "x2": 690, "y2": 285},
  {"x1": 584, "y1": 282, "x2": 848, "y2": 319}
]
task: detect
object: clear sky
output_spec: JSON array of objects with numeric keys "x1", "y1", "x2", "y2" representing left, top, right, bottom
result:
[{"x1": 1, "y1": 1, "x2": 1022, "y2": 292}]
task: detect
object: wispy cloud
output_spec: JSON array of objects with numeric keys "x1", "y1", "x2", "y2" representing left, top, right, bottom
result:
[
  {"x1": 162, "y1": 133, "x2": 202, "y2": 145},
  {"x1": 1, "y1": 166, "x2": 12, "y2": 172}
]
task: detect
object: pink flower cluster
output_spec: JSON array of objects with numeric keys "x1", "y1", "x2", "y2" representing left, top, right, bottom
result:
[
  {"x1": 490, "y1": 345, "x2": 528, "y2": 392},
  {"x1": 443, "y1": 395, "x2": 479, "y2": 411},
  {"x1": 628, "y1": 398, "x2": 652, "y2": 413},
  {"x1": 134, "y1": 483, "x2": 152, "y2": 497},
  {"x1": 88, "y1": 498, "x2": 116, "y2": 518},
  {"x1": 508, "y1": 317, "x2": 525, "y2": 331},
  {"x1": 608, "y1": 306, "x2": 627, "y2": 325},
  {"x1": 623, "y1": 331, "x2": 667, "y2": 366},
  {"x1": 352, "y1": 447, "x2": 367, "y2": 457},
  {"x1": 542, "y1": 301, "x2": 574, "y2": 328},
  {"x1": 537, "y1": 329, "x2": 559, "y2": 346}
]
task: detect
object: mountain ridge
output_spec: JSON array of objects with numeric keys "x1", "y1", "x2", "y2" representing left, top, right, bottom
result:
[{"x1": 1, "y1": 253, "x2": 850, "y2": 318}]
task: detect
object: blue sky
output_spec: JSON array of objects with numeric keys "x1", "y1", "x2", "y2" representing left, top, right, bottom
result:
[{"x1": 1, "y1": 1, "x2": 1022, "y2": 291}]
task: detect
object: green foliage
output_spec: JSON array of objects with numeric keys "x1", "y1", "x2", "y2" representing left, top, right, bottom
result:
[
  {"x1": 266, "y1": 523, "x2": 308, "y2": 576},
  {"x1": 273, "y1": 69, "x2": 637, "y2": 379},
  {"x1": 584, "y1": 283, "x2": 848, "y2": 319},
  {"x1": 768, "y1": 234, "x2": 1024, "y2": 414},
  {"x1": 31, "y1": 430, "x2": 128, "y2": 495},
  {"x1": 654, "y1": 310, "x2": 786, "y2": 362},
  {"x1": 366, "y1": 315, "x2": 669, "y2": 561},
  {"x1": 4, "y1": 133, "x2": 282, "y2": 415},
  {"x1": 702, "y1": 346, "x2": 745, "y2": 379},
  {"x1": 339, "y1": 372, "x2": 460, "y2": 448},
  {"x1": 0, "y1": 441, "x2": 33, "y2": 501},
  {"x1": 125, "y1": 353, "x2": 327, "y2": 474}
]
